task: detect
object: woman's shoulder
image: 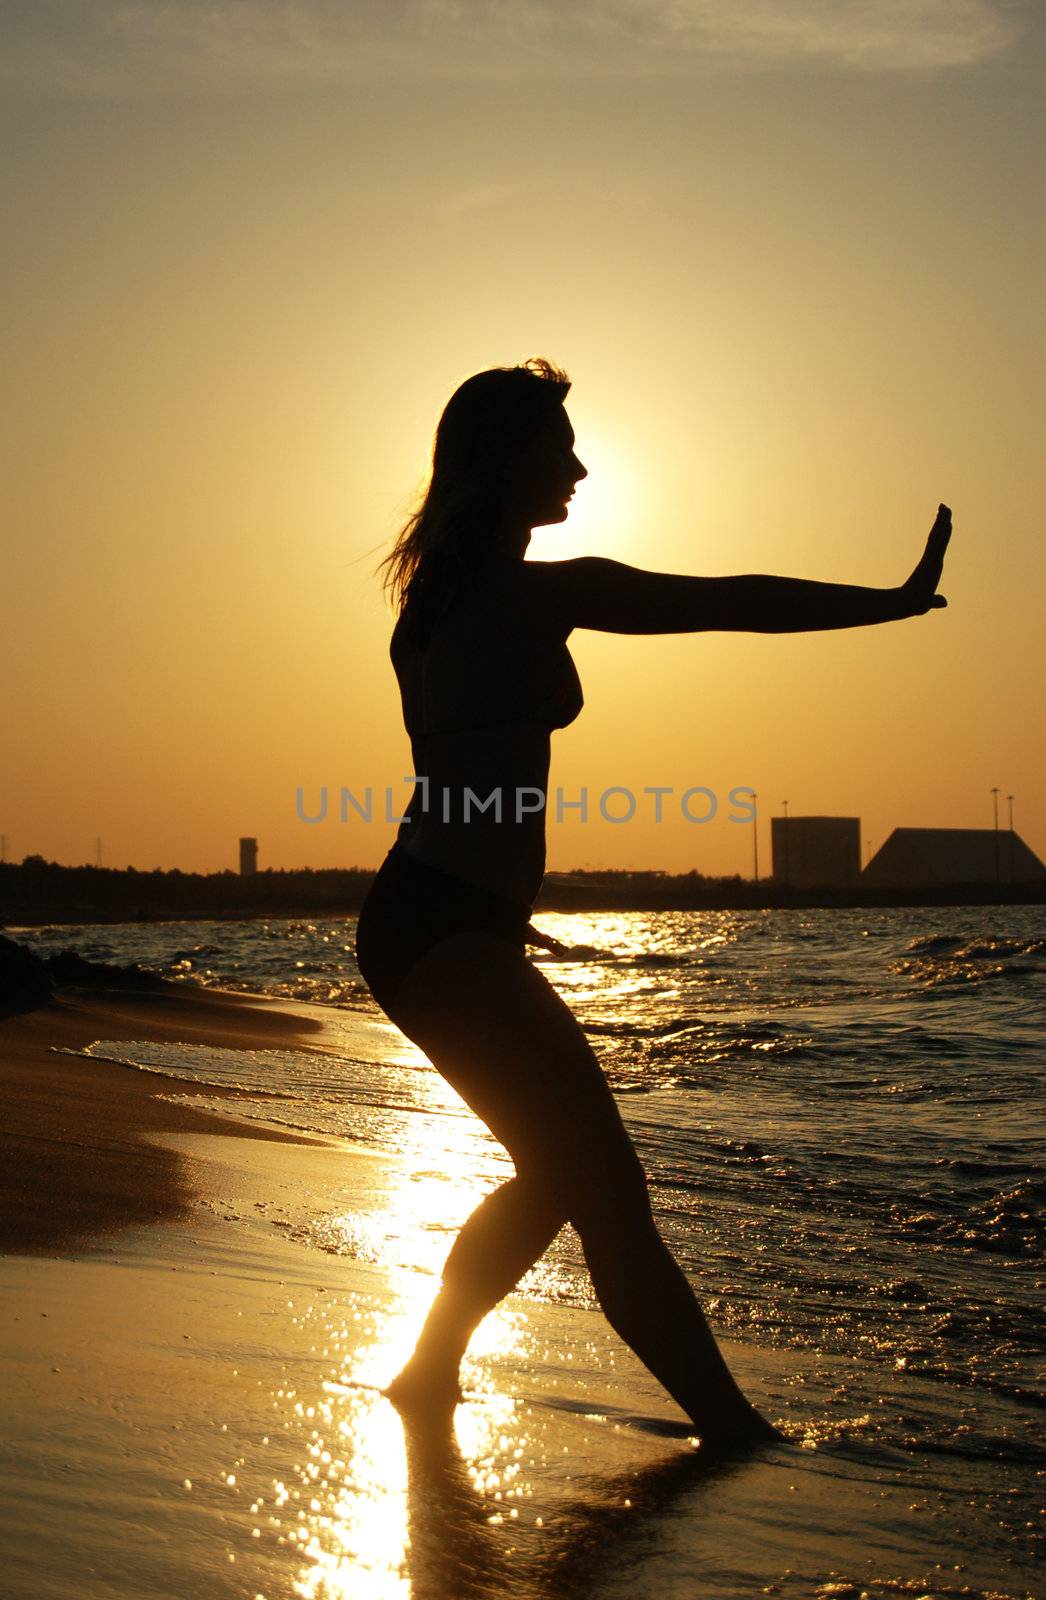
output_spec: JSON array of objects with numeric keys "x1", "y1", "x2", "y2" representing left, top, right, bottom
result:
[
  {"x1": 480, "y1": 556, "x2": 585, "y2": 635},
  {"x1": 391, "y1": 555, "x2": 589, "y2": 660},
  {"x1": 419, "y1": 556, "x2": 567, "y2": 627}
]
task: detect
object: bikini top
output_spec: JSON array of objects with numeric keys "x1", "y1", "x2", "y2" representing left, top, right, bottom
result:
[
  {"x1": 539, "y1": 644, "x2": 585, "y2": 733},
  {"x1": 390, "y1": 575, "x2": 584, "y2": 742}
]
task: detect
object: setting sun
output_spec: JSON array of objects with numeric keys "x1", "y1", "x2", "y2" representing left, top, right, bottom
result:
[{"x1": 535, "y1": 425, "x2": 641, "y2": 561}]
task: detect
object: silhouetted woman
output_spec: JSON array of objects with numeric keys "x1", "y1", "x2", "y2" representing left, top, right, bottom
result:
[{"x1": 355, "y1": 358, "x2": 951, "y2": 1447}]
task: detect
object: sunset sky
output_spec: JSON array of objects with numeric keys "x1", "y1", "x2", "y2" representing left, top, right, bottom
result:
[{"x1": 3, "y1": 0, "x2": 1043, "y2": 878}]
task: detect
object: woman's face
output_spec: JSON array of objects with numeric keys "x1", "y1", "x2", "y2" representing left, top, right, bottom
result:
[{"x1": 511, "y1": 405, "x2": 588, "y2": 530}]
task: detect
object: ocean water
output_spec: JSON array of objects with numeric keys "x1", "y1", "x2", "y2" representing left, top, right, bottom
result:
[{"x1": 15, "y1": 905, "x2": 1045, "y2": 1591}]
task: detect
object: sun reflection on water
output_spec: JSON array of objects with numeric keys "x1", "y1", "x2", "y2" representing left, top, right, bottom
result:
[
  {"x1": 278, "y1": 1297, "x2": 535, "y2": 1599},
  {"x1": 290, "y1": 1392, "x2": 410, "y2": 1600},
  {"x1": 256, "y1": 1069, "x2": 543, "y2": 1597}
]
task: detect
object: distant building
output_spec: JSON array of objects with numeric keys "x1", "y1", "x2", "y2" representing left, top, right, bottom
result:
[
  {"x1": 771, "y1": 816, "x2": 861, "y2": 887},
  {"x1": 239, "y1": 837, "x2": 258, "y2": 876},
  {"x1": 863, "y1": 828, "x2": 1046, "y2": 887}
]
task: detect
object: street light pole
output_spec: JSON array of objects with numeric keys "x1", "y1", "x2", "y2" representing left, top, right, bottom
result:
[
  {"x1": 990, "y1": 787, "x2": 1000, "y2": 882},
  {"x1": 1007, "y1": 794, "x2": 1015, "y2": 882}
]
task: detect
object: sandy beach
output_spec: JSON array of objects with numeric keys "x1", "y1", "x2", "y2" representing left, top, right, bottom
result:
[
  {"x1": 1, "y1": 980, "x2": 1038, "y2": 1600},
  {"x1": 0, "y1": 982, "x2": 331, "y2": 1254}
]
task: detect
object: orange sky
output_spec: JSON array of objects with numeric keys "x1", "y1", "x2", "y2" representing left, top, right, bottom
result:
[{"x1": 3, "y1": 2, "x2": 1043, "y2": 877}]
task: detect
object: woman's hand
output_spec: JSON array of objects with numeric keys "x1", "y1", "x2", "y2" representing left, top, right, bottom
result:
[{"x1": 897, "y1": 504, "x2": 952, "y2": 616}]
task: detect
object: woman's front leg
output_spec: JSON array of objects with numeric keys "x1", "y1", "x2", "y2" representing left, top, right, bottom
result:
[{"x1": 385, "y1": 1175, "x2": 565, "y2": 1411}]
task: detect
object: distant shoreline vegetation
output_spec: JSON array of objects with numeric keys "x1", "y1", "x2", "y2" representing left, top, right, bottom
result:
[{"x1": 1, "y1": 857, "x2": 1043, "y2": 927}]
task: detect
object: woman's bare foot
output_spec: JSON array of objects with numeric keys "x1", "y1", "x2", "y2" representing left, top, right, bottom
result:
[
  {"x1": 693, "y1": 1398, "x2": 785, "y2": 1455},
  {"x1": 383, "y1": 1357, "x2": 464, "y2": 1415}
]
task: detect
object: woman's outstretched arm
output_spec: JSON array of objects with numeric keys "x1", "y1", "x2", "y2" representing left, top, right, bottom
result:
[{"x1": 534, "y1": 504, "x2": 952, "y2": 635}]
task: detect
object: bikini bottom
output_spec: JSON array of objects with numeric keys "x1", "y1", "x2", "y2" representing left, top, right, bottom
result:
[{"x1": 355, "y1": 840, "x2": 542, "y2": 1017}]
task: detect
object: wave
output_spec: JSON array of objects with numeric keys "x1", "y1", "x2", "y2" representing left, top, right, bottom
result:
[
  {"x1": 51, "y1": 1041, "x2": 299, "y2": 1099},
  {"x1": 169, "y1": 968, "x2": 377, "y2": 1011}
]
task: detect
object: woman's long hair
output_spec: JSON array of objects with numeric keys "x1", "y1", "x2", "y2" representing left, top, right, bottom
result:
[{"x1": 380, "y1": 358, "x2": 570, "y2": 625}]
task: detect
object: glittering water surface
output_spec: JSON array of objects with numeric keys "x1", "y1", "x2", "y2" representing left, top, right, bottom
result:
[{"x1": 23, "y1": 906, "x2": 1045, "y2": 1579}]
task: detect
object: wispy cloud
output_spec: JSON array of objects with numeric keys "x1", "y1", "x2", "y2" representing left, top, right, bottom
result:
[
  {"x1": 0, "y1": 0, "x2": 1023, "y2": 98},
  {"x1": 664, "y1": 0, "x2": 1022, "y2": 67},
  {"x1": 438, "y1": 183, "x2": 521, "y2": 218}
]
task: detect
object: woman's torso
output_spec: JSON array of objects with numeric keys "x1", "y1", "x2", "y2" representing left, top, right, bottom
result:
[{"x1": 390, "y1": 558, "x2": 583, "y2": 905}]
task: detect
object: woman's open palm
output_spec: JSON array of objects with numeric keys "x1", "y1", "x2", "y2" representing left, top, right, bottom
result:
[{"x1": 901, "y1": 503, "x2": 952, "y2": 614}]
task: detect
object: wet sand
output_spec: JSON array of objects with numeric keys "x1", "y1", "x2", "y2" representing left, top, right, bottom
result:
[
  {"x1": 0, "y1": 986, "x2": 1036, "y2": 1599},
  {"x1": 1, "y1": 1128, "x2": 999, "y2": 1600},
  {"x1": 0, "y1": 983, "x2": 328, "y2": 1252}
]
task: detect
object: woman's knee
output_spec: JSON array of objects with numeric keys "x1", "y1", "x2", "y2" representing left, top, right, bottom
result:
[
  {"x1": 493, "y1": 1172, "x2": 567, "y2": 1238},
  {"x1": 533, "y1": 1134, "x2": 654, "y2": 1240}
]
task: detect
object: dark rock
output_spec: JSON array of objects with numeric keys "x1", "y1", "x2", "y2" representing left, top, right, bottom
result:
[
  {"x1": 44, "y1": 948, "x2": 161, "y2": 988},
  {"x1": 0, "y1": 933, "x2": 54, "y2": 1016}
]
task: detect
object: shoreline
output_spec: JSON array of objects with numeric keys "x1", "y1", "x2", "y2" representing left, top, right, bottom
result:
[
  {"x1": 0, "y1": 981, "x2": 335, "y2": 1255},
  {"x1": 3, "y1": 1117, "x2": 1037, "y2": 1600}
]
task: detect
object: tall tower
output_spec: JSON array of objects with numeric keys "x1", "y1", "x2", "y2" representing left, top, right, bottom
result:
[{"x1": 239, "y1": 837, "x2": 258, "y2": 876}]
